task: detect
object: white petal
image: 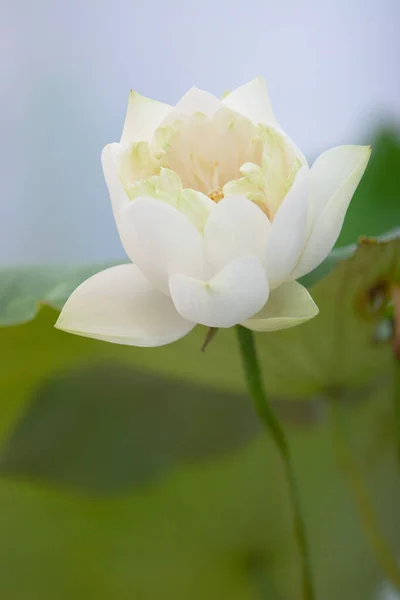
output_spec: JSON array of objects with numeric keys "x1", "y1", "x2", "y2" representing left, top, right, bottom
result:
[
  {"x1": 55, "y1": 264, "x2": 194, "y2": 347},
  {"x1": 101, "y1": 143, "x2": 130, "y2": 220},
  {"x1": 174, "y1": 86, "x2": 223, "y2": 116},
  {"x1": 118, "y1": 197, "x2": 204, "y2": 294},
  {"x1": 223, "y1": 76, "x2": 279, "y2": 128},
  {"x1": 160, "y1": 86, "x2": 223, "y2": 126},
  {"x1": 308, "y1": 144, "x2": 372, "y2": 222},
  {"x1": 291, "y1": 145, "x2": 371, "y2": 279},
  {"x1": 169, "y1": 256, "x2": 269, "y2": 328},
  {"x1": 243, "y1": 281, "x2": 318, "y2": 332},
  {"x1": 120, "y1": 90, "x2": 171, "y2": 145},
  {"x1": 266, "y1": 167, "x2": 310, "y2": 289},
  {"x1": 204, "y1": 195, "x2": 271, "y2": 276}
]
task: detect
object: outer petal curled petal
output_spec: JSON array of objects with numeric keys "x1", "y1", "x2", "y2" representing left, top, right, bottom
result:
[
  {"x1": 291, "y1": 145, "x2": 371, "y2": 279},
  {"x1": 169, "y1": 256, "x2": 269, "y2": 328},
  {"x1": 118, "y1": 197, "x2": 204, "y2": 294},
  {"x1": 121, "y1": 90, "x2": 171, "y2": 145},
  {"x1": 308, "y1": 145, "x2": 371, "y2": 222},
  {"x1": 243, "y1": 281, "x2": 318, "y2": 332},
  {"x1": 266, "y1": 167, "x2": 310, "y2": 289},
  {"x1": 222, "y1": 76, "x2": 279, "y2": 128},
  {"x1": 204, "y1": 195, "x2": 270, "y2": 276},
  {"x1": 101, "y1": 143, "x2": 130, "y2": 220},
  {"x1": 55, "y1": 264, "x2": 194, "y2": 347}
]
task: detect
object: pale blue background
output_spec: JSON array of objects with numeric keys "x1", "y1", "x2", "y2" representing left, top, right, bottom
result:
[{"x1": 1, "y1": 0, "x2": 399, "y2": 264}]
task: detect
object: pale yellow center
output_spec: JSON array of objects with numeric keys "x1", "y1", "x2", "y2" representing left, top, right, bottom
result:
[{"x1": 158, "y1": 109, "x2": 263, "y2": 196}]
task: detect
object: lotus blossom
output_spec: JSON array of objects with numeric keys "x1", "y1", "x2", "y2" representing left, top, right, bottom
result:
[{"x1": 56, "y1": 77, "x2": 371, "y2": 346}]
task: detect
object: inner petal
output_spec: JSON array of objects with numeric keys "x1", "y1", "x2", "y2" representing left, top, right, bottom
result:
[
  {"x1": 160, "y1": 108, "x2": 263, "y2": 195},
  {"x1": 222, "y1": 127, "x2": 301, "y2": 219}
]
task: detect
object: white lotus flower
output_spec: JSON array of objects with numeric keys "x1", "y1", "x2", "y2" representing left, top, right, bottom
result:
[{"x1": 56, "y1": 77, "x2": 371, "y2": 347}]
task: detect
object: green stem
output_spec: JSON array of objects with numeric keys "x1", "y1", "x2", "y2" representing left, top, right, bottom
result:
[
  {"x1": 236, "y1": 326, "x2": 315, "y2": 600},
  {"x1": 329, "y1": 398, "x2": 400, "y2": 591}
]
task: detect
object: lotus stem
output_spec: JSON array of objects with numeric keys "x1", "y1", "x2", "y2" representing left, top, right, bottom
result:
[{"x1": 236, "y1": 325, "x2": 315, "y2": 600}]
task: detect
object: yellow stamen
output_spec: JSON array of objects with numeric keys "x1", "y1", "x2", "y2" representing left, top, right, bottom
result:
[{"x1": 208, "y1": 187, "x2": 224, "y2": 203}]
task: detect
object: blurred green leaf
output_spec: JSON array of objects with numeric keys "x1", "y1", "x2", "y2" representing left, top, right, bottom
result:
[
  {"x1": 0, "y1": 363, "x2": 261, "y2": 493},
  {"x1": 0, "y1": 384, "x2": 398, "y2": 600}
]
